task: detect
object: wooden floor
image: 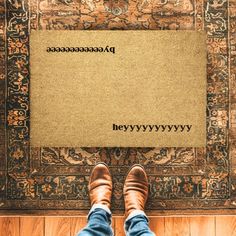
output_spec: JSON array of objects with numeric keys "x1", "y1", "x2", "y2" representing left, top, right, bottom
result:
[{"x1": 0, "y1": 216, "x2": 236, "y2": 236}]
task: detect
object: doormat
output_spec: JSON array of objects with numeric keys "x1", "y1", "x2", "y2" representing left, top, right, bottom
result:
[
  {"x1": 0, "y1": 0, "x2": 236, "y2": 215},
  {"x1": 30, "y1": 30, "x2": 206, "y2": 148}
]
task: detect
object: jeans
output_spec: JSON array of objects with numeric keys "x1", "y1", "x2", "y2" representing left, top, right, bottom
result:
[{"x1": 77, "y1": 204, "x2": 155, "y2": 236}]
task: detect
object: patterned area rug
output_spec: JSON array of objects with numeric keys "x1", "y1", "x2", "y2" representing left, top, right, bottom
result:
[{"x1": 0, "y1": 0, "x2": 236, "y2": 214}]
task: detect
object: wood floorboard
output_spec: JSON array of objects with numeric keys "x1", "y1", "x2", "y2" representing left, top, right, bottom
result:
[
  {"x1": 190, "y1": 216, "x2": 215, "y2": 236},
  {"x1": 216, "y1": 216, "x2": 236, "y2": 236},
  {"x1": 20, "y1": 217, "x2": 44, "y2": 236},
  {"x1": 164, "y1": 217, "x2": 190, "y2": 236},
  {"x1": 70, "y1": 217, "x2": 87, "y2": 236},
  {"x1": 1, "y1": 216, "x2": 236, "y2": 236},
  {"x1": 0, "y1": 217, "x2": 20, "y2": 236},
  {"x1": 45, "y1": 217, "x2": 70, "y2": 236},
  {"x1": 149, "y1": 217, "x2": 165, "y2": 236},
  {"x1": 114, "y1": 217, "x2": 125, "y2": 236}
]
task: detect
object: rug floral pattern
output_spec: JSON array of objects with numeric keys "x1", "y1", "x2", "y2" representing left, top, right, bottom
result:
[{"x1": 0, "y1": 0, "x2": 236, "y2": 213}]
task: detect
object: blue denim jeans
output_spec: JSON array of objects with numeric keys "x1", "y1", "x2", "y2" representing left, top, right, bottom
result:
[{"x1": 77, "y1": 204, "x2": 155, "y2": 236}]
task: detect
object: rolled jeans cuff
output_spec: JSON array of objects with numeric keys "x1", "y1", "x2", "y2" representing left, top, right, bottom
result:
[
  {"x1": 88, "y1": 203, "x2": 112, "y2": 219},
  {"x1": 125, "y1": 210, "x2": 148, "y2": 222}
]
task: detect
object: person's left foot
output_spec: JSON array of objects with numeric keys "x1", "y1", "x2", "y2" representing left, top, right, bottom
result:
[{"x1": 89, "y1": 163, "x2": 112, "y2": 208}]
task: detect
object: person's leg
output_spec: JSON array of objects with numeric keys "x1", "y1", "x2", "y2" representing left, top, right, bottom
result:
[
  {"x1": 124, "y1": 210, "x2": 155, "y2": 236},
  {"x1": 76, "y1": 163, "x2": 113, "y2": 236},
  {"x1": 123, "y1": 165, "x2": 156, "y2": 236},
  {"x1": 77, "y1": 204, "x2": 113, "y2": 236}
]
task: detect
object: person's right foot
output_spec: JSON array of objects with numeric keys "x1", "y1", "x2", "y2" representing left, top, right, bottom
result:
[{"x1": 123, "y1": 164, "x2": 149, "y2": 217}]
